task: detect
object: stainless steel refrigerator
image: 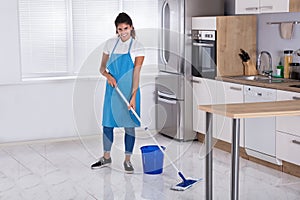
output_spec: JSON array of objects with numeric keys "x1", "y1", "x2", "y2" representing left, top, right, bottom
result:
[{"x1": 156, "y1": 0, "x2": 224, "y2": 141}]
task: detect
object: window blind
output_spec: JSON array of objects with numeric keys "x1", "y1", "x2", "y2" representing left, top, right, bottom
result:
[
  {"x1": 19, "y1": 0, "x2": 159, "y2": 78},
  {"x1": 72, "y1": 0, "x2": 119, "y2": 72},
  {"x1": 19, "y1": 0, "x2": 69, "y2": 76}
]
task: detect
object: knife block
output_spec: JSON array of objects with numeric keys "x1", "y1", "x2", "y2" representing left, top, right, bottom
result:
[{"x1": 243, "y1": 61, "x2": 258, "y2": 75}]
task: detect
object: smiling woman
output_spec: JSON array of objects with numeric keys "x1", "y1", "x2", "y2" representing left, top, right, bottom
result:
[{"x1": 91, "y1": 12, "x2": 145, "y2": 174}]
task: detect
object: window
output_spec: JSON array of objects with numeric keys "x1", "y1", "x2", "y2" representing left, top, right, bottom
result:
[
  {"x1": 19, "y1": 0, "x2": 70, "y2": 77},
  {"x1": 19, "y1": 0, "x2": 158, "y2": 78},
  {"x1": 72, "y1": 0, "x2": 119, "y2": 72}
]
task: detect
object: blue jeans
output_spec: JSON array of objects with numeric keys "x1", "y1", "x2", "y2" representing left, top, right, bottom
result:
[{"x1": 103, "y1": 126, "x2": 135, "y2": 155}]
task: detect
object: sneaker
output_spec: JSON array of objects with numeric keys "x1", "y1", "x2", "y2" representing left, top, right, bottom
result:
[
  {"x1": 91, "y1": 157, "x2": 112, "y2": 169},
  {"x1": 123, "y1": 160, "x2": 134, "y2": 174}
]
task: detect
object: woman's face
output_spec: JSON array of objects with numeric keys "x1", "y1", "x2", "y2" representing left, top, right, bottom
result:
[{"x1": 116, "y1": 23, "x2": 132, "y2": 41}]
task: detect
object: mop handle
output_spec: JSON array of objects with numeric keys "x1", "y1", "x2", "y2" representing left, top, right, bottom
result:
[
  {"x1": 115, "y1": 86, "x2": 181, "y2": 174},
  {"x1": 115, "y1": 86, "x2": 141, "y2": 123}
]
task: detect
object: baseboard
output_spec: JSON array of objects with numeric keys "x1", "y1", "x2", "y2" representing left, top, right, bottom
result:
[
  {"x1": 196, "y1": 133, "x2": 249, "y2": 159},
  {"x1": 197, "y1": 132, "x2": 300, "y2": 178},
  {"x1": 0, "y1": 134, "x2": 99, "y2": 147},
  {"x1": 248, "y1": 156, "x2": 283, "y2": 172},
  {"x1": 283, "y1": 161, "x2": 300, "y2": 178}
]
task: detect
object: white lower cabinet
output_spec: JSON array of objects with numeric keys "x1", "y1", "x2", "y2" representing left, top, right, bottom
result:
[
  {"x1": 192, "y1": 77, "x2": 217, "y2": 135},
  {"x1": 276, "y1": 90, "x2": 300, "y2": 165},
  {"x1": 276, "y1": 131, "x2": 300, "y2": 166},
  {"x1": 215, "y1": 81, "x2": 245, "y2": 146},
  {"x1": 276, "y1": 90, "x2": 300, "y2": 136},
  {"x1": 193, "y1": 79, "x2": 244, "y2": 146}
]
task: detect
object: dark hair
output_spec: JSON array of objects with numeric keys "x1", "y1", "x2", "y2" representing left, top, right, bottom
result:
[{"x1": 114, "y1": 12, "x2": 136, "y2": 39}]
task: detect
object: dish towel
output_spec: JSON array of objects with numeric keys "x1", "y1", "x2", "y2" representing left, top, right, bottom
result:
[{"x1": 280, "y1": 22, "x2": 294, "y2": 40}]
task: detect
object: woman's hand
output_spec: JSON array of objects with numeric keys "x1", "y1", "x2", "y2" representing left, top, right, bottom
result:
[
  {"x1": 100, "y1": 53, "x2": 117, "y2": 87},
  {"x1": 129, "y1": 97, "x2": 136, "y2": 110},
  {"x1": 106, "y1": 74, "x2": 117, "y2": 87}
]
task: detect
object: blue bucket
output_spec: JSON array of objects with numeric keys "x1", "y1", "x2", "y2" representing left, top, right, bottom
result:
[{"x1": 140, "y1": 145, "x2": 166, "y2": 175}]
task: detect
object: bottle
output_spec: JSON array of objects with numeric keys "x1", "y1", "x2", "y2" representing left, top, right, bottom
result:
[
  {"x1": 276, "y1": 61, "x2": 284, "y2": 78},
  {"x1": 284, "y1": 50, "x2": 293, "y2": 79},
  {"x1": 289, "y1": 62, "x2": 300, "y2": 79}
]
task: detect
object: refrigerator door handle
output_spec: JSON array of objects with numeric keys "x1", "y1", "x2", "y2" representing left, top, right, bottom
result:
[
  {"x1": 161, "y1": 0, "x2": 168, "y2": 65},
  {"x1": 158, "y1": 96, "x2": 177, "y2": 104},
  {"x1": 157, "y1": 90, "x2": 177, "y2": 99}
]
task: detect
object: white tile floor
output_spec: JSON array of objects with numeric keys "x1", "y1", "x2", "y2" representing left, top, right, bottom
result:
[{"x1": 0, "y1": 131, "x2": 300, "y2": 200}]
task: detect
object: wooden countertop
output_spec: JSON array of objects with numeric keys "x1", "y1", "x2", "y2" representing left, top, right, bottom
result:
[
  {"x1": 218, "y1": 76, "x2": 300, "y2": 93},
  {"x1": 198, "y1": 100, "x2": 300, "y2": 119}
]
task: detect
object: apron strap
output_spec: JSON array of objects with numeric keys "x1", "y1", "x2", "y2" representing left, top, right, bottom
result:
[
  {"x1": 111, "y1": 38, "x2": 120, "y2": 55},
  {"x1": 128, "y1": 38, "x2": 133, "y2": 53},
  {"x1": 111, "y1": 37, "x2": 133, "y2": 54}
]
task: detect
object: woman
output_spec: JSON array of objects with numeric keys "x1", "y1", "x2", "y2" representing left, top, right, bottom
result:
[{"x1": 91, "y1": 12, "x2": 144, "y2": 174}]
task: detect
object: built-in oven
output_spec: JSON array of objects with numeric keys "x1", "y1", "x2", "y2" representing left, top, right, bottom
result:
[{"x1": 191, "y1": 30, "x2": 217, "y2": 79}]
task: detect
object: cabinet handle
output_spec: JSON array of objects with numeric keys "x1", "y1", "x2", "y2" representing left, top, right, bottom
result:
[
  {"x1": 260, "y1": 6, "x2": 273, "y2": 10},
  {"x1": 292, "y1": 96, "x2": 300, "y2": 100},
  {"x1": 191, "y1": 80, "x2": 201, "y2": 84},
  {"x1": 245, "y1": 7, "x2": 259, "y2": 11},
  {"x1": 292, "y1": 140, "x2": 300, "y2": 145},
  {"x1": 192, "y1": 42, "x2": 214, "y2": 48},
  {"x1": 229, "y1": 86, "x2": 242, "y2": 91}
]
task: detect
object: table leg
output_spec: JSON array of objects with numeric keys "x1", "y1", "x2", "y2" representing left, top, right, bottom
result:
[
  {"x1": 231, "y1": 118, "x2": 240, "y2": 200},
  {"x1": 205, "y1": 112, "x2": 213, "y2": 200}
]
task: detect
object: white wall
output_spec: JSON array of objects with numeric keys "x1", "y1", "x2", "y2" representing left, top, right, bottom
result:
[
  {"x1": 0, "y1": 80, "x2": 87, "y2": 142},
  {"x1": 0, "y1": 0, "x2": 157, "y2": 143}
]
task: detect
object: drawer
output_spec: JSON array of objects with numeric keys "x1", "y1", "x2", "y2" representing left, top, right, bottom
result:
[
  {"x1": 276, "y1": 116, "x2": 300, "y2": 137},
  {"x1": 276, "y1": 131, "x2": 300, "y2": 166},
  {"x1": 276, "y1": 90, "x2": 300, "y2": 137}
]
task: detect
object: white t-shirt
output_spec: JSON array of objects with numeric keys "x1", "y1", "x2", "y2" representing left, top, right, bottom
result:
[{"x1": 103, "y1": 36, "x2": 145, "y2": 62}]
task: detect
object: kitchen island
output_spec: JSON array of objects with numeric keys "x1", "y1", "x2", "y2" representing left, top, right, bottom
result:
[{"x1": 198, "y1": 100, "x2": 300, "y2": 200}]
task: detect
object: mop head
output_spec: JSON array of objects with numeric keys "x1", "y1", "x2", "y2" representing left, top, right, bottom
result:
[{"x1": 170, "y1": 177, "x2": 202, "y2": 191}]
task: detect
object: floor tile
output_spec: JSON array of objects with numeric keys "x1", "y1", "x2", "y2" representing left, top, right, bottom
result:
[{"x1": 0, "y1": 132, "x2": 300, "y2": 199}]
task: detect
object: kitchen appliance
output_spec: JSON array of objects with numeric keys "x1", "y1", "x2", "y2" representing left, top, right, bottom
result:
[
  {"x1": 244, "y1": 85, "x2": 282, "y2": 165},
  {"x1": 191, "y1": 30, "x2": 217, "y2": 79},
  {"x1": 156, "y1": 0, "x2": 224, "y2": 141}
]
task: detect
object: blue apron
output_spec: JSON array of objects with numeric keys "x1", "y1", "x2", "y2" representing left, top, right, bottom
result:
[{"x1": 102, "y1": 38, "x2": 140, "y2": 127}]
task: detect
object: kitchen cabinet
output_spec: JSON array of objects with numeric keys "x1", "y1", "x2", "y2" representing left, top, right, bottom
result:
[
  {"x1": 216, "y1": 15, "x2": 256, "y2": 77},
  {"x1": 225, "y1": 0, "x2": 289, "y2": 15},
  {"x1": 192, "y1": 15, "x2": 256, "y2": 77},
  {"x1": 289, "y1": 0, "x2": 300, "y2": 12},
  {"x1": 215, "y1": 81, "x2": 245, "y2": 146},
  {"x1": 276, "y1": 90, "x2": 300, "y2": 136},
  {"x1": 276, "y1": 90, "x2": 300, "y2": 166},
  {"x1": 277, "y1": 131, "x2": 300, "y2": 166},
  {"x1": 192, "y1": 77, "x2": 217, "y2": 135}
]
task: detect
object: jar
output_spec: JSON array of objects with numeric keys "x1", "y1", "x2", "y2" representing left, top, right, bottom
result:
[
  {"x1": 284, "y1": 50, "x2": 293, "y2": 79},
  {"x1": 289, "y1": 62, "x2": 300, "y2": 79}
]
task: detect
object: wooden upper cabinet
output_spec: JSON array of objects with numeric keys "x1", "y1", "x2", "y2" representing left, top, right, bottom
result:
[
  {"x1": 289, "y1": 0, "x2": 300, "y2": 12},
  {"x1": 216, "y1": 15, "x2": 257, "y2": 77}
]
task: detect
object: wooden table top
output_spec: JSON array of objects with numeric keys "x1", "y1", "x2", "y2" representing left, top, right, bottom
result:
[{"x1": 198, "y1": 100, "x2": 300, "y2": 119}]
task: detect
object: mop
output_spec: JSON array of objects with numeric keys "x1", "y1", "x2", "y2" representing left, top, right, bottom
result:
[{"x1": 115, "y1": 86, "x2": 202, "y2": 191}]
